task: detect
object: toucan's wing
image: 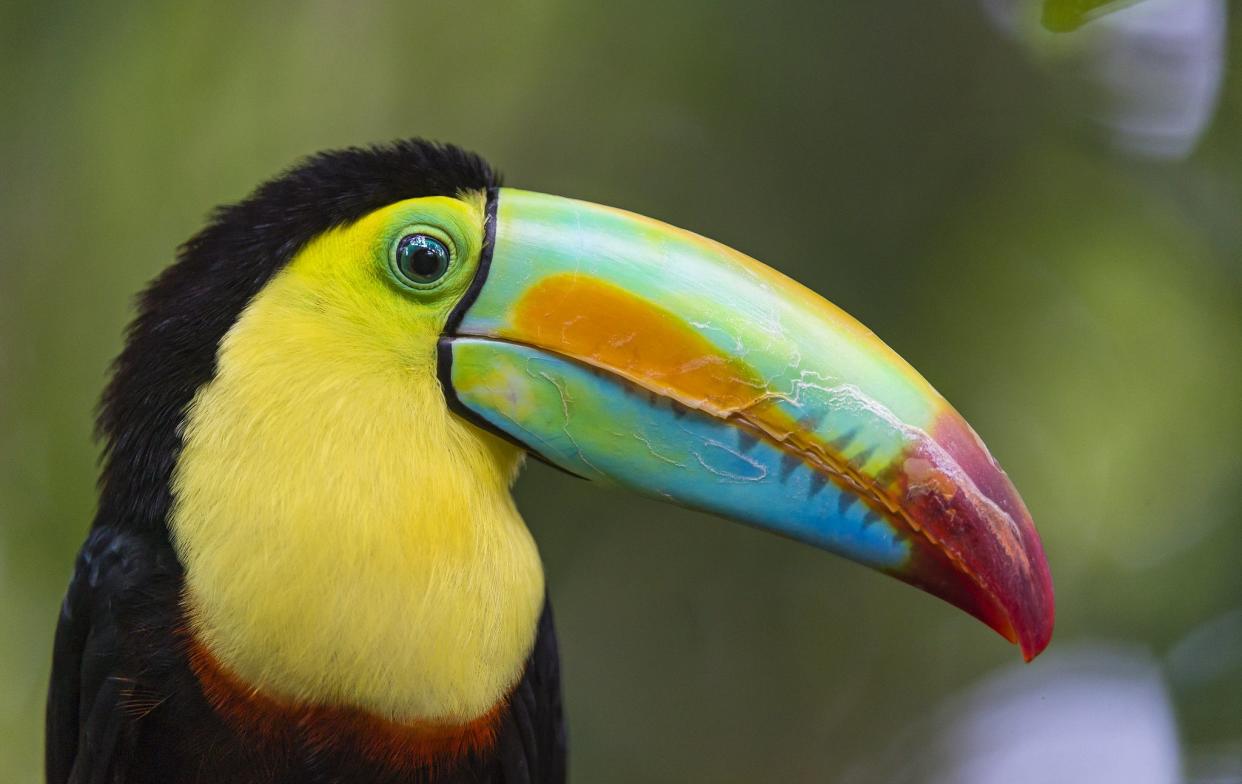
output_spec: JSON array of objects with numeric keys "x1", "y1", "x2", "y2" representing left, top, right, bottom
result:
[
  {"x1": 494, "y1": 601, "x2": 567, "y2": 784},
  {"x1": 45, "y1": 526, "x2": 173, "y2": 784}
]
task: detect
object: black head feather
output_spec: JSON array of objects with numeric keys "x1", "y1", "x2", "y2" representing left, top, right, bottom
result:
[{"x1": 95, "y1": 139, "x2": 501, "y2": 533}]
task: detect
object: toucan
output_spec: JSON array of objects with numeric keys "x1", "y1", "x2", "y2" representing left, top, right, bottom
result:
[{"x1": 46, "y1": 140, "x2": 1054, "y2": 784}]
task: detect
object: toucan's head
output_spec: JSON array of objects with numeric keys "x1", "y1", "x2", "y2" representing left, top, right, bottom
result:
[{"x1": 99, "y1": 140, "x2": 1052, "y2": 731}]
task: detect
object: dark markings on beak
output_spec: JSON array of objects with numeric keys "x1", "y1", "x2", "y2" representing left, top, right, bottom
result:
[
  {"x1": 851, "y1": 445, "x2": 876, "y2": 469},
  {"x1": 736, "y1": 429, "x2": 760, "y2": 453},
  {"x1": 830, "y1": 428, "x2": 860, "y2": 452},
  {"x1": 838, "y1": 493, "x2": 855, "y2": 517},
  {"x1": 780, "y1": 452, "x2": 802, "y2": 481},
  {"x1": 807, "y1": 472, "x2": 829, "y2": 498}
]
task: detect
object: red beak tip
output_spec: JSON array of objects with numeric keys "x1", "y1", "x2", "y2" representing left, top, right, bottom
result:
[
  {"x1": 1019, "y1": 612, "x2": 1055, "y2": 663},
  {"x1": 1009, "y1": 580, "x2": 1055, "y2": 662}
]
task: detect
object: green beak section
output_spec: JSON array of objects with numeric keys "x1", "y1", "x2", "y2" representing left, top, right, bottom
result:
[{"x1": 438, "y1": 188, "x2": 1054, "y2": 660}]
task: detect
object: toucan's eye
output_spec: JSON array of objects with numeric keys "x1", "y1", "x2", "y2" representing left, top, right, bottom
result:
[{"x1": 393, "y1": 233, "x2": 451, "y2": 286}]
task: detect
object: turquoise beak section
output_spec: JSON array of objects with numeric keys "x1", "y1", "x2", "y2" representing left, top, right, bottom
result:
[{"x1": 448, "y1": 337, "x2": 911, "y2": 571}]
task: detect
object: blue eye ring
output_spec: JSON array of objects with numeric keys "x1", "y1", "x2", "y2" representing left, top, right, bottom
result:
[{"x1": 390, "y1": 231, "x2": 453, "y2": 288}]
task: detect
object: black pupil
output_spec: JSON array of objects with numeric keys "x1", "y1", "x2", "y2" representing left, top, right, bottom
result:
[{"x1": 395, "y1": 234, "x2": 449, "y2": 282}]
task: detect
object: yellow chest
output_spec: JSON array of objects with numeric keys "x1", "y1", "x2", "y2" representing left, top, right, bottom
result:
[{"x1": 169, "y1": 261, "x2": 545, "y2": 725}]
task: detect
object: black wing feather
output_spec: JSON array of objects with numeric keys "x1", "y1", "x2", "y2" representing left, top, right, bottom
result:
[
  {"x1": 497, "y1": 601, "x2": 567, "y2": 784},
  {"x1": 46, "y1": 527, "x2": 176, "y2": 784}
]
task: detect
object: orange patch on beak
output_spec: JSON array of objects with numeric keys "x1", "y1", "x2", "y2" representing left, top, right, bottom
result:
[{"x1": 506, "y1": 273, "x2": 770, "y2": 416}]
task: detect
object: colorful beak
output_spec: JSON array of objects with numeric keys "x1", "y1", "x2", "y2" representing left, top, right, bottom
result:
[{"x1": 438, "y1": 188, "x2": 1054, "y2": 660}]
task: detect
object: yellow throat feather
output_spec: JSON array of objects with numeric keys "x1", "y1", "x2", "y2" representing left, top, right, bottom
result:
[{"x1": 170, "y1": 195, "x2": 545, "y2": 724}]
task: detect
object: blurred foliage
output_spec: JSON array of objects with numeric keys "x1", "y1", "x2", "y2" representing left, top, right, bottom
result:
[
  {"x1": 1042, "y1": 0, "x2": 1143, "y2": 31},
  {"x1": 2, "y1": 1, "x2": 1240, "y2": 782}
]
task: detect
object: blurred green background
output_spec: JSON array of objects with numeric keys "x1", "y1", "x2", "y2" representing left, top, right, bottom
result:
[{"x1": 3, "y1": 1, "x2": 1240, "y2": 782}]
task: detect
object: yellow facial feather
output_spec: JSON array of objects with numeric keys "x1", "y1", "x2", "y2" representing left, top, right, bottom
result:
[{"x1": 170, "y1": 194, "x2": 545, "y2": 724}]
